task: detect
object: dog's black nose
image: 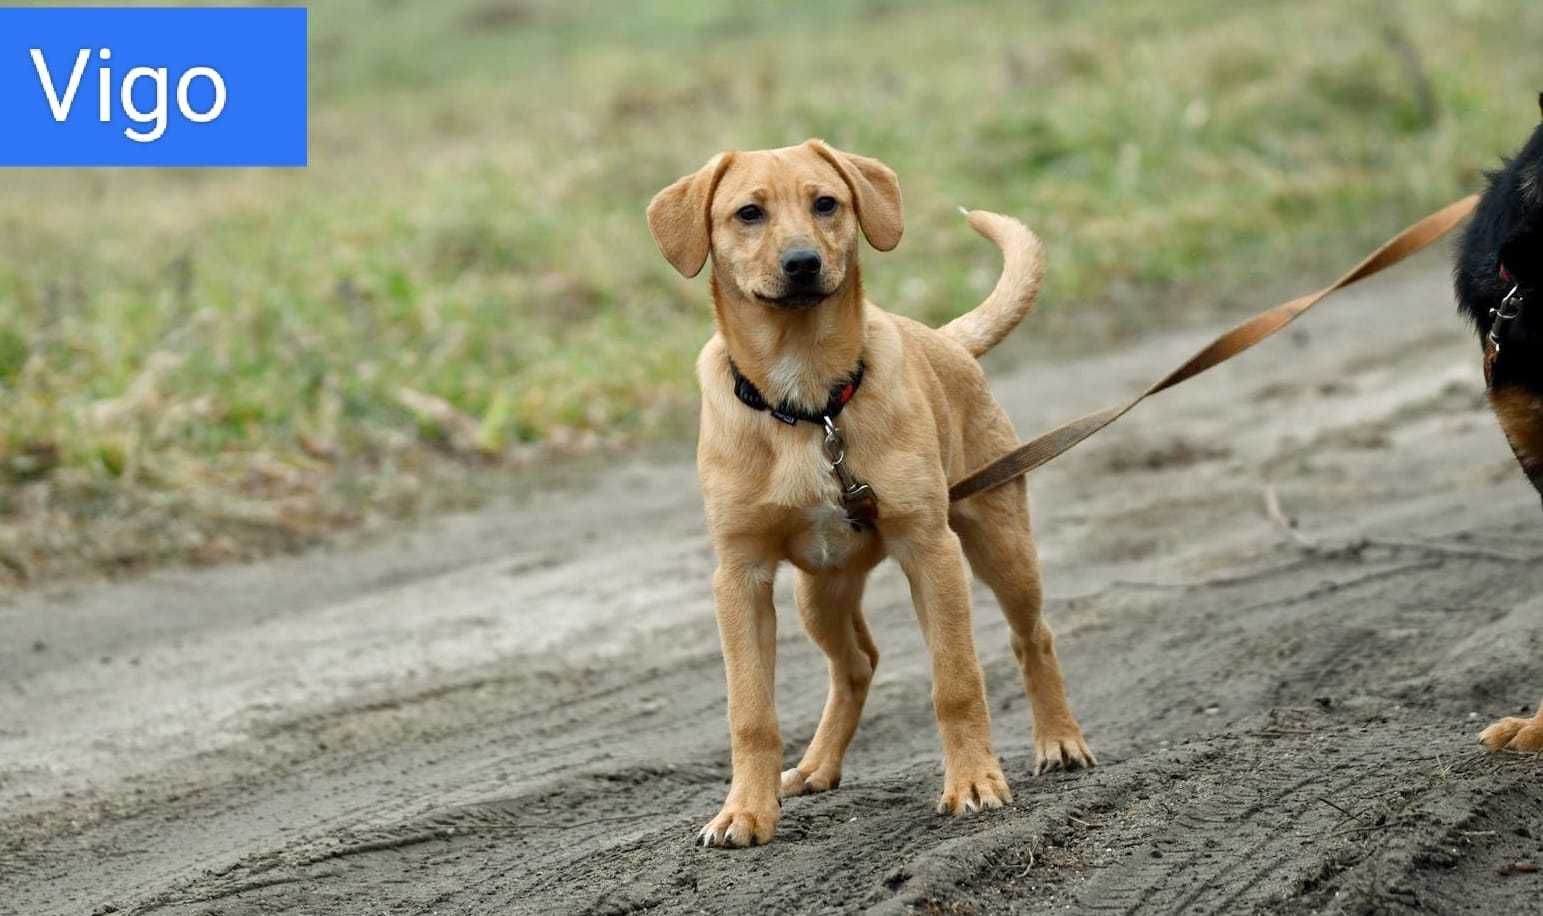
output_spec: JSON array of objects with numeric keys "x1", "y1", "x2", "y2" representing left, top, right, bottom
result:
[{"x1": 780, "y1": 248, "x2": 822, "y2": 281}]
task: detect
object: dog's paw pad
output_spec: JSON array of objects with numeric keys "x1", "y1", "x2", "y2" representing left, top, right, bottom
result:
[
  {"x1": 698, "y1": 804, "x2": 778, "y2": 849},
  {"x1": 935, "y1": 767, "x2": 1012, "y2": 815},
  {"x1": 1034, "y1": 732, "x2": 1097, "y2": 775},
  {"x1": 780, "y1": 767, "x2": 839, "y2": 797},
  {"x1": 1481, "y1": 715, "x2": 1543, "y2": 753}
]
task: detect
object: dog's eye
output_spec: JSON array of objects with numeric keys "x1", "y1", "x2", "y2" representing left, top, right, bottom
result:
[
  {"x1": 736, "y1": 204, "x2": 764, "y2": 223},
  {"x1": 814, "y1": 196, "x2": 838, "y2": 215}
]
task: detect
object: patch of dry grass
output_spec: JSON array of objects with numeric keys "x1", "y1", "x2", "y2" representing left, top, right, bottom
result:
[{"x1": 2, "y1": 0, "x2": 1538, "y2": 584}]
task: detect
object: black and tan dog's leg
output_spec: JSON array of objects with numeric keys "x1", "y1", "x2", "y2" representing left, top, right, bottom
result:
[
  {"x1": 782, "y1": 570, "x2": 879, "y2": 797},
  {"x1": 1489, "y1": 385, "x2": 1543, "y2": 507},
  {"x1": 892, "y1": 522, "x2": 1011, "y2": 814},
  {"x1": 1480, "y1": 699, "x2": 1543, "y2": 753},
  {"x1": 700, "y1": 557, "x2": 782, "y2": 848},
  {"x1": 955, "y1": 482, "x2": 1095, "y2": 775}
]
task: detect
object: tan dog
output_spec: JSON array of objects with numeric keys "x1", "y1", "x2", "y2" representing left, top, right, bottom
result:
[{"x1": 648, "y1": 140, "x2": 1094, "y2": 849}]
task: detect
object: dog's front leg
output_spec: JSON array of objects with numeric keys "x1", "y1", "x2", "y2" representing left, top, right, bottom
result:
[
  {"x1": 892, "y1": 524, "x2": 1012, "y2": 815},
  {"x1": 700, "y1": 557, "x2": 782, "y2": 847}
]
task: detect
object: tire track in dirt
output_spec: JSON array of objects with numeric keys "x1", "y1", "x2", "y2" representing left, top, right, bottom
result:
[{"x1": 48, "y1": 523, "x2": 1538, "y2": 916}]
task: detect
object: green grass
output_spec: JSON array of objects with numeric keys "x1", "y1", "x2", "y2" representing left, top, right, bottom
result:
[{"x1": 1, "y1": 0, "x2": 1539, "y2": 583}]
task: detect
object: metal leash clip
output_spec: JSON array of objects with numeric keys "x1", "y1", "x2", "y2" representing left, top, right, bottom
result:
[
  {"x1": 1490, "y1": 284, "x2": 1525, "y2": 355},
  {"x1": 822, "y1": 416, "x2": 879, "y2": 531}
]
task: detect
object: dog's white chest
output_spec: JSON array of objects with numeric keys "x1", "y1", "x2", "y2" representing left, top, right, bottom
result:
[
  {"x1": 790, "y1": 500, "x2": 867, "y2": 571},
  {"x1": 771, "y1": 438, "x2": 871, "y2": 572}
]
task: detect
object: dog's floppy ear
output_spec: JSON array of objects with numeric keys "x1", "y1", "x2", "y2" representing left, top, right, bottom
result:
[
  {"x1": 647, "y1": 152, "x2": 735, "y2": 278},
  {"x1": 807, "y1": 139, "x2": 903, "y2": 252}
]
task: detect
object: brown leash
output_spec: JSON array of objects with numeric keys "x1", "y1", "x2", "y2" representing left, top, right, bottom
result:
[{"x1": 949, "y1": 194, "x2": 1481, "y2": 502}]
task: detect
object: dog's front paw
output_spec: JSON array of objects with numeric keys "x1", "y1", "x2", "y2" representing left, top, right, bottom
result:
[
  {"x1": 1034, "y1": 729, "x2": 1097, "y2": 775},
  {"x1": 699, "y1": 799, "x2": 779, "y2": 848},
  {"x1": 780, "y1": 766, "x2": 839, "y2": 797},
  {"x1": 935, "y1": 763, "x2": 1012, "y2": 815},
  {"x1": 1480, "y1": 713, "x2": 1543, "y2": 753}
]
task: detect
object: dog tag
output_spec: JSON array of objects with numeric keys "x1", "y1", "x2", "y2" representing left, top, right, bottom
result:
[
  {"x1": 840, "y1": 482, "x2": 880, "y2": 531},
  {"x1": 822, "y1": 417, "x2": 879, "y2": 530}
]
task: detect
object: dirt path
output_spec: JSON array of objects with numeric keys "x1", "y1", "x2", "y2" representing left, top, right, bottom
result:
[{"x1": 4, "y1": 254, "x2": 1542, "y2": 915}]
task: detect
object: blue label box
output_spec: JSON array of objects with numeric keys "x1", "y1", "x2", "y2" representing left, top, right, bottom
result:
[{"x1": 0, "y1": 6, "x2": 308, "y2": 167}]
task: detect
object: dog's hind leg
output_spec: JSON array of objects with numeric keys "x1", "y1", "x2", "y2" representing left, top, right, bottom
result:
[
  {"x1": 954, "y1": 481, "x2": 1096, "y2": 775},
  {"x1": 782, "y1": 569, "x2": 878, "y2": 797}
]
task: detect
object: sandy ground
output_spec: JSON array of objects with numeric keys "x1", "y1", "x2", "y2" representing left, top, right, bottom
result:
[{"x1": 4, "y1": 253, "x2": 1543, "y2": 915}]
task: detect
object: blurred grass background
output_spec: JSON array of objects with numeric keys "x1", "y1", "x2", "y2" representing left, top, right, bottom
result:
[{"x1": 1, "y1": 0, "x2": 1539, "y2": 584}]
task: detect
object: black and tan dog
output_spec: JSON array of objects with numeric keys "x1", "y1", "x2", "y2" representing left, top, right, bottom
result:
[
  {"x1": 1455, "y1": 94, "x2": 1543, "y2": 754},
  {"x1": 648, "y1": 141, "x2": 1094, "y2": 847}
]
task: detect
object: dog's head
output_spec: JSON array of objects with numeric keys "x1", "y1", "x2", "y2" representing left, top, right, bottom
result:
[
  {"x1": 1495, "y1": 93, "x2": 1543, "y2": 288},
  {"x1": 647, "y1": 140, "x2": 902, "y2": 310}
]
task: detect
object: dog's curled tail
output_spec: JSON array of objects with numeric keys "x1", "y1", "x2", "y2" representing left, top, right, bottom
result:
[{"x1": 939, "y1": 209, "x2": 1046, "y2": 359}]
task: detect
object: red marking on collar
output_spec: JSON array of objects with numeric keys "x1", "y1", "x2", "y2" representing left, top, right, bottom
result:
[
  {"x1": 839, "y1": 383, "x2": 856, "y2": 406},
  {"x1": 1501, "y1": 264, "x2": 1514, "y2": 283}
]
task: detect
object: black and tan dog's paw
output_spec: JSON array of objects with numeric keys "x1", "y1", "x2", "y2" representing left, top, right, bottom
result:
[{"x1": 1480, "y1": 711, "x2": 1543, "y2": 753}]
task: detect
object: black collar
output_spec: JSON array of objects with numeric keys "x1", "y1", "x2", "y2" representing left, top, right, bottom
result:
[
  {"x1": 729, "y1": 358, "x2": 865, "y2": 426},
  {"x1": 1494, "y1": 262, "x2": 1529, "y2": 354}
]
